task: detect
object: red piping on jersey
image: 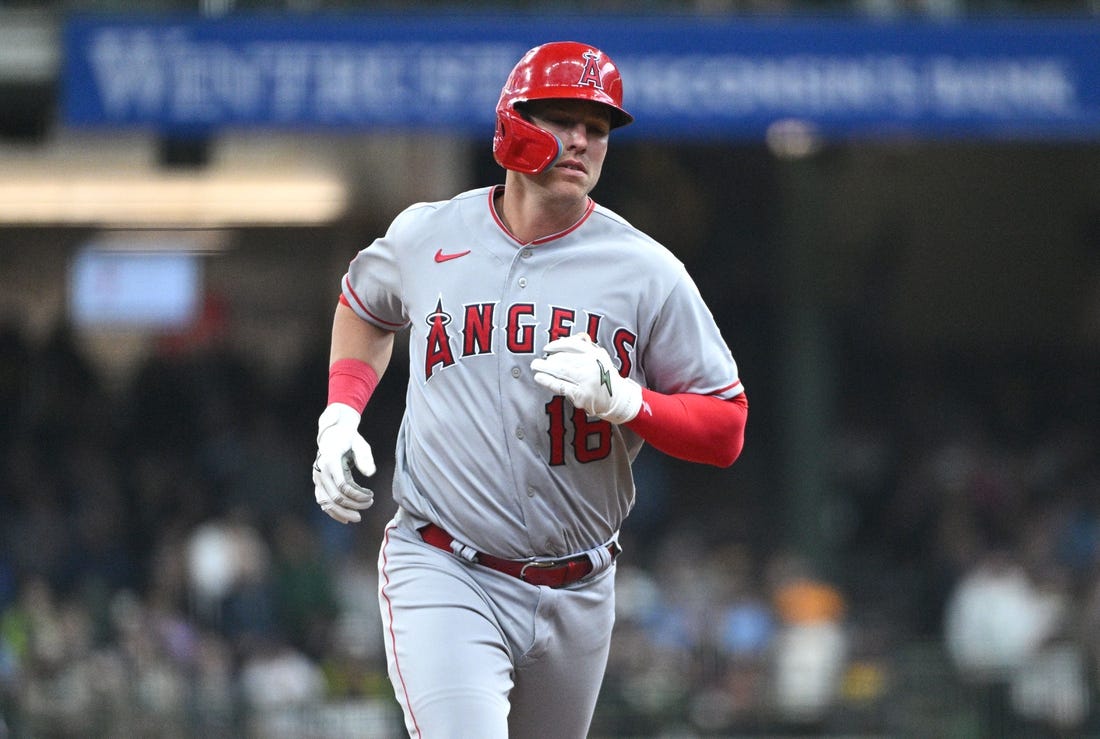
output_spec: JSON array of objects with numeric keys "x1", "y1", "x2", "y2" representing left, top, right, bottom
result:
[
  {"x1": 380, "y1": 523, "x2": 423, "y2": 738},
  {"x1": 340, "y1": 282, "x2": 407, "y2": 329},
  {"x1": 487, "y1": 185, "x2": 595, "y2": 245},
  {"x1": 627, "y1": 390, "x2": 748, "y2": 468},
  {"x1": 716, "y1": 378, "x2": 743, "y2": 395}
]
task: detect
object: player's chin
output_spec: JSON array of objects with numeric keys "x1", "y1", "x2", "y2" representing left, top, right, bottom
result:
[{"x1": 545, "y1": 170, "x2": 597, "y2": 197}]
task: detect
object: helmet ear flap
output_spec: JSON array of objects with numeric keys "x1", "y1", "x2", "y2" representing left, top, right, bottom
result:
[{"x1": 493, "y1": 108, "x2": 564, "y2": 175}]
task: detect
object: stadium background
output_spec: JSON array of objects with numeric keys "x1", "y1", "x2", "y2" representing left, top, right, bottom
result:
[{"x1": 1, "y1": 2, "x2": 1099, "y2": 737}]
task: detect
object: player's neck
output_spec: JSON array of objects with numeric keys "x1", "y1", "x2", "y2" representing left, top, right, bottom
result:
[{"x1": 497, "y1": 180, "x2": 590, "y2": 245}]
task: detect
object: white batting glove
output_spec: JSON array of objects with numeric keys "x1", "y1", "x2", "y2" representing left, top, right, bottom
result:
[
  {"x1": 531, "y1": 334, "x2": 643, "y2": 425},
  {"x1": 313, "y1": 402, "x2": 376, "y2": 524}
]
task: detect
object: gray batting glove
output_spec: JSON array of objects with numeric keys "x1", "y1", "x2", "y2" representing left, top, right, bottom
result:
[
  {"x1": 313, "y1": 402, "x2": 376, "y2": 524},
  {"x1": 531, "y1": 333, "x2": 643, "y2": 425}
]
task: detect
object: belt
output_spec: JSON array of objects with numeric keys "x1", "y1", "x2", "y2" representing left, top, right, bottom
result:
[{"x1": 418, "y1": 524, "x2": 620, "y2": 588}]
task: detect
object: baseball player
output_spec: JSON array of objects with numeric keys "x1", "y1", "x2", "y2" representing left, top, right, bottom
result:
[{"x1": 312, "y1": 41, "x2": 748, "y2": 738}]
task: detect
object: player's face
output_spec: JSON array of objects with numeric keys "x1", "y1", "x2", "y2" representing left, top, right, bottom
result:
[{"x1": 524, "y1": 99, "x2": 611, "y2": 197}]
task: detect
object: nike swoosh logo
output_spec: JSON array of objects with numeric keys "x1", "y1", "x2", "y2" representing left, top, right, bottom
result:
[{"x1": 435, "y1": 248, "x2": 471, "y2": 263}]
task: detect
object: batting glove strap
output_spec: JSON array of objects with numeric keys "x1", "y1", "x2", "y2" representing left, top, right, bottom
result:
[
  {"x1": 313, "y1": 403, "x2": 376, "y2": 524},
  {"x1": 317, "y1": 402, "x2": 361, "y2": 444},
  {"x1": 531, "y1": 334, "x2": 643, "y2": 425}
]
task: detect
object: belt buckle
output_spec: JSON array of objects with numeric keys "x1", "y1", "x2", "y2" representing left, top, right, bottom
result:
[{"x1": 519, "y1": 558, "x2": 561, "y2": 582}]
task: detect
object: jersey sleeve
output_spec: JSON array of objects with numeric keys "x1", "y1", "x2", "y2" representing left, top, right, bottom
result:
[
  {"x1": 640, "y1": 269, "x2": 743, "y2": 399},
  {"x1": 341, "y1": 209, "x2": 415, "y2": 331}
]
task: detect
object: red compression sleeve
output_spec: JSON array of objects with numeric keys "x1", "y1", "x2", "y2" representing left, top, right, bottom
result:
[
  {"x1": 626, "y1": 390, "x2": 748, "y2": 467},
  {"x1": 328, "y1": 358, "x2": 379, "y2": 414}
]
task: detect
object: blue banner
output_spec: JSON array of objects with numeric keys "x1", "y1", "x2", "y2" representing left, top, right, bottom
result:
[{"x1": 62, "y1": 14, "x2": 1100, "y2": 140}]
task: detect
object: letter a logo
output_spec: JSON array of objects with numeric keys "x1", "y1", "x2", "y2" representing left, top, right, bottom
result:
[
  {"x1": 424, "y1": 297, "x2": 456, "y2": 381},
  {"x1": 577, "y1": 52, "x2": 604, "y2": 90}
]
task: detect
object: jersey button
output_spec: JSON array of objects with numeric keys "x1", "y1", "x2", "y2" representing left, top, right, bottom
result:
[
  {"x1": 518, "y1": 277, "x2": 528, "y2": 288},
  {"x1": 526, "y1": 486, "x2": 535, "y2": 497},
  {"x1": 511, "y1": 367, "x2": 521, "y2": 378},
  {"x1": 521, "y1": 249, "x2": 532, "y2": 259},
  {"x1": 515, "y1": 428, "x2": 525, "y2": 440}
]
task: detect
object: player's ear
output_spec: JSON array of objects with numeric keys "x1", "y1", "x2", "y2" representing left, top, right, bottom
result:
[{"x1": 494, "y1": 107, "x2": 564, "y2": 175}]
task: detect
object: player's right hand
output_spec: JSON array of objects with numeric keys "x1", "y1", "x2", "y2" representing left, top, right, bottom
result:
[{"x1": 313, "y1": 402, "x2": 376, "y2": 524}]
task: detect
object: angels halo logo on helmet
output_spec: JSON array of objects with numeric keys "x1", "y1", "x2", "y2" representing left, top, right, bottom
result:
[{"x1": 493, "y1": 41, "x2": 634, "y2": 175}]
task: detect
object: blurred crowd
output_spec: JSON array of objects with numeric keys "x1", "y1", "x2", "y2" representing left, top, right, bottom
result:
[{"x1": 1, "y1": 309, "x2": 1099, "y2": 738}]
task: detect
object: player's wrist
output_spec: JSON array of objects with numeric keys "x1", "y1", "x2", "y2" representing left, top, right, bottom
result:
[
  {"x1": 603, "y1": 377, "x2": 643, "y2": 425},
  {"x1": 328, "y1": 357, "x2": 379, "y2": 414}
]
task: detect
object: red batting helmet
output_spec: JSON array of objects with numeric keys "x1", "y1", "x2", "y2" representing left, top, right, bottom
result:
[{"x1": 493, "y1": 41, "x2": 634, "y2": 175}]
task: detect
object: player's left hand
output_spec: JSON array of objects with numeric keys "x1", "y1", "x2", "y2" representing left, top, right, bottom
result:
[
  {"x1": 531, "y1": 333, "x2": 642, "y2": 425},
  {"x1": 313, "y1": 402, "x2": 376, "y2": 524}
]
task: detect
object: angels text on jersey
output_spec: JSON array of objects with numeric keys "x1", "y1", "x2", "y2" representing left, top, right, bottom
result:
[{"x1": 422, "y1": 296, "x2": 637, "y2": 383}]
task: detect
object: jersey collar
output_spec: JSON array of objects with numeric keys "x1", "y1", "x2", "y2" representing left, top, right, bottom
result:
[{"x1": 487, "y1": 185, "x2": 596, "y2": 246}]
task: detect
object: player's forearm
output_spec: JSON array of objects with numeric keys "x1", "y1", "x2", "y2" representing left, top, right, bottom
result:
[
  {"x1": 331, "y1": 299, "x2": 395, "y2": 375},
  {"x1": 626, "y1": 390, "x2": 747, "y2": 467},
  {"x1": 327, "y1": 300, "x2": 395, "y2": 412}
]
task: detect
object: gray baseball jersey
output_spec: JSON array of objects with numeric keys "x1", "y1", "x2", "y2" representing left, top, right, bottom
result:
[{"x1": 342, "y1": 185, "x2": 742, "y2": 560}]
